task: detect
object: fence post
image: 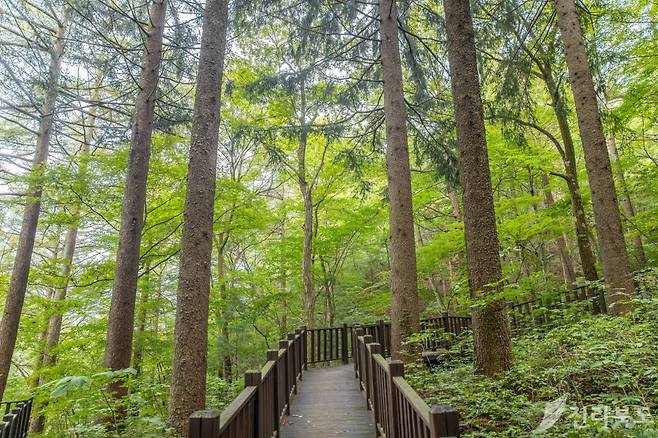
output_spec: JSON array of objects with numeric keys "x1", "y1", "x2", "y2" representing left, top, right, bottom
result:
[
  {"x1": 377, "y1": 320, "x2": 386, "y2": 355},
  {"x1": 429, "y1": 405, "x2": 460, "y2": 437},
  {"x1": 354, "y1": 327, "x2": 364, "y2": 378},
  {"x1": 189, "y1": 410, "x2": 221, "y2": 438},
  {"x1": 369, "y1": 343, "x2": 382, "y2": 437},
  {"x1": 279, "y1": 339, "x2": 291, "y2": 415},
  {"x1": 363, "y1": 334, "x2": 373, "y2": 409},
  {"x1": 245, "y1": 370, "x2": 262, "y2": 438},
  {"x1": 267, "y1": 349, "x2": 280, "y2": 431},
  {"x1": 3, "y1": 414, "x2": 16, "y2": 438},
  {"x1": 387, "y1": 360, "x2": 404, "y2": 438},
  {"x1": 341, "y1": 323, "x2": 349, "y2": 364},
  {"x1": 301, "y1": 325, "x2": 308, "y2": 370},
  {"x1": 287, "y1": 333, "x2": 298, "y2": 393},
  {"x1": 19, "y1": 401, "x2": 28, "y2": 435},
  {"x1": 295, "y1": 329, "x2": 303, "y2": 379}
]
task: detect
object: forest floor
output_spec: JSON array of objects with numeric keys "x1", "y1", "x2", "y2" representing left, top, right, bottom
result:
[{"x1": 408, "y1": 275, "x2": 658, "y2": 437}]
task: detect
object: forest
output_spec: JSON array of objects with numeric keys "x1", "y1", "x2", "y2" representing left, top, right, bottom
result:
[{"x1": 0, "y1": 0, "x2": 656, "y2": 436}]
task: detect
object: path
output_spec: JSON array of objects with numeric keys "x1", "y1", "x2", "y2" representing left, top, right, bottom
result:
[{"x1": 279, "y1": 364, "x2": 375, "y2": 438}]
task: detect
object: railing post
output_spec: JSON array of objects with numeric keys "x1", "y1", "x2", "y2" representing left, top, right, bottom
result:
[
  {"x1": 354, "y1": 327, "x2": 364, "y2": 378},
  {"x1": 189, "y1": 410, "x2": 221, "y2": 438},
  {"x1": 387, "y1": 360, "x2": 404, "y2": 438},
  {"x1": 279, "y1": 339, "x2": 291, "y2": 415},
  {"x1": 20, "y1": 401, "x2": 29, "y2": 435},
  {"x1": 363, "y1": 334, "x2": 373, "y2": 409},
  {"x1": 288, "y1": 333, "x2": 297, "y2": 393},
  {"x1": 295, "y1": 329, "x2": 303, "y2": 380},
  {"x1": 341, "y1": 323, "x2": 349, "y2": 364},
  {"x1": 369, "y1": 343, "x2": 382, "y2": 437},
  {"x1": 245, "y1": 370, "x2": 262, "y2": 438},
  {"x1": 429, "y1": 405, "x2": 460, "y2": 437},
  {"x1": 267, "y1": 349, "x2": 280, "y2": 432},
  {"x1": 301, "y1": 325, "x2": 308, "y2": 370},
  {"x1": 2, "y1": 414, "x2": 15, "y2": 438}
]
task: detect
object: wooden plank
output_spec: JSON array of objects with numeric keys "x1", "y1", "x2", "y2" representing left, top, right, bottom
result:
[{"x1": 279, "y1": 365, "x2": 375, "y2": 438}]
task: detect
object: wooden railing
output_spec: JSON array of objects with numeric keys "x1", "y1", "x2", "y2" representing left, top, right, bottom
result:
[
  {"x1": 189, "y1": 320, "x2": 463, "y2": 438},
  {"x1": 305, "y1": 323, "x2": 352, "y2": 364},
  {"x1": 421, "y1": 315, "x2": 472, "y2": 351},
  {"x1": 353, "y1": 328, "x2": 460, "y2": 437},
  {"x1": 507, "y1": 284, "x2": 608, "y2": 332},
  {"x1": 189, "y1": 329, "x2": 305, "y2": 438},
  {"x1": 0, "y1": 398, "x2": 32, "y2": 438}
]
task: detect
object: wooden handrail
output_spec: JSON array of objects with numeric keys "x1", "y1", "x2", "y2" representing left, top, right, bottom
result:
[
  {"x1": 189, "y1": 320, "x2": 464, "y2": 438},
  {"x1": 352, "y1": 328, "x2": 460, "y2": 438},
  {"x1": 190, "y1": 329, "x2": 306, "y2": 438}
]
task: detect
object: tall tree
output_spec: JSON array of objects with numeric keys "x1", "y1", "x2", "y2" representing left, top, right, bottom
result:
[
  {"x1": 378, "y1": 0, "x2": 420, "y2": 358},
  {"x1": 0, "y1": 10, "x2": 68, "y2": 399},
  {"x1": 168, "y1": 0, "x2": 229, "y2": 433},
  {"x1": 554, "y1": 0, "x2": 635, "y2": 314},
  {"x1": 30, "y1": 100, "x2": 96, "y2": 433},
  {"x1": 501, "y1": 16, "x2": 600, "y2": 281},
  {"x1": 103, "y1": 0, "x2": 167, "y2": 399},
  {"x1": 541, "y1": 174, "x2": 578, "y2": 286},
  {"x1": 607, "y1": 134, "x2": 646, "y2": 268},
  {"x1": 443, "y1": 0, "x2": 512, "y2": 375}
]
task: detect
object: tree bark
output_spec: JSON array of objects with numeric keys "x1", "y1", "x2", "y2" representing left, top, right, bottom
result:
[
  {"x1": 607, "y1": 135, "x2": 646, "y2": 268},
  {"x1": 167, "y1": 0, "x2": 228, "y2": 434},
  {"x1": 103, "y1": 0, "x2": 167, "y2": 403},
  {"x1": 449, "y1": 190, "x2": 462, "y2": 221},
  {"x1": 378, "y1": 0, "x2": 420, "y2": 360},
  {"x1": 554, "y1": 0, "x2": 635, "y2": 314},
  {"x1": 0, "y1": 14, "x2": 67, "y2": 399},
  {"x1": 443, "y1": 0, "x2": 512, "y2": 375}
]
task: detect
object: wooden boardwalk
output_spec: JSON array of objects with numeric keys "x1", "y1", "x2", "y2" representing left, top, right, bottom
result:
[{"x1": 279, "y1": 364, "x2": 376, "y2": 438}]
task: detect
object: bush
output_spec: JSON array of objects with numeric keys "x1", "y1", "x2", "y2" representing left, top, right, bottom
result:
[{"x1": 408, "y1": 295, "x2": 658, "y2": 437}]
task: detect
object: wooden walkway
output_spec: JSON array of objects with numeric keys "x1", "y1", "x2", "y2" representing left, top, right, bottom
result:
[{"x1": 279, "y1": 364, "x2": 375, "y2": 438}]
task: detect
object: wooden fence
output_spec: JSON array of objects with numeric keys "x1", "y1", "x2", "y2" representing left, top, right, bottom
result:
[
  {"x1": 189, "y1": 322, "x2": 461, "y2": 438},
  {"x1": 507, "y1": 284, "x2": 607, "y2": 333},
  {"x1": 0, "y1": 398, "x2": 32, "y2": 438},
  {"x1": 189, "y1": 329, "x2": 305, "y2": 438},
  {"x1": 353, "y1": 328, "x2": 459, "y2": 437}
]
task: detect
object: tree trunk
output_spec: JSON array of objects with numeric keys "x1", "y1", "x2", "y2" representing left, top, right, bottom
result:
[
  {"x1": 542, "y1": 174, "x2": 577, "y2": 287},
  {"x1": 537, "y1": 59, "x2": 599, "y2": 281},
  {"x1": 296, "y1": 80, "x2": 316, "y2": 330},
  {"x1": 214, "y1": 233, "x2": 232, "y2": 381},
  {"x1": 378, "y1": 0, "x2": 420, "y2": 360},
  {"x1": 28, "y1": 237, "x2": 60, "y2": 432},
  {"x1": 167, "y1": 0, "x2": 228, "y2": 434},
  {"x1": 278, "y1": 221, "x2": 288, "y2": 337},
  {"x1": 449, "y1": 190, "x2": 462, "y2": 221},
  {"x1": 103, "y1": 0, "x2": 167, "y2": 405},
  {"x1": 443, "y1": 0, "x2": 512, "y2": 375},
  {"x1": 132, "y1": 265, "x2": 150, "y2": 375},
  {"x1": 607, "y1": 135, "x2": 646, "y2": 268},
  {"x1": 554, "y1": 0, "x2": 635, "y2": 314},
  {"x1": 0, "y1": 15, "x2": 67, "y2": 399},
  {"x1": 301, "y1": 188, "x2": 315, "y2": 328}
]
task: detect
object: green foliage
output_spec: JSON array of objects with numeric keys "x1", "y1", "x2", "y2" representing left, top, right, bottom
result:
[{"x1": 408, "y1": 294, "x2": 658, "y2": 437}]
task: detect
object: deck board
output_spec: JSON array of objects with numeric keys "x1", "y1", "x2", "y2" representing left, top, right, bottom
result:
[{"x1": 279, "y1": 364, "x2": 376, "y2": 438}]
